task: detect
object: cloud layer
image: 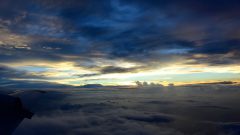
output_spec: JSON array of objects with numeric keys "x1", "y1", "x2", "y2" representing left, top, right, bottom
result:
[{"x1": 10, "y1": 85, "x2": 240, "y2": 135}]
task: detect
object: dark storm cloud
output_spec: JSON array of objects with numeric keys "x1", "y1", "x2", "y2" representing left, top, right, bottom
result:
[
  {"x1": 191, "y1": 40, "x2": 240, "y2": 55},
  {"x1": 186, "y1": 40, "x2": 240, "y2": 65},
  {"x1": 0, "y1": 0, "x2": 240, "y2": 66},
  {"x1": 100, "y1": 66, "x2": 139, "y2": 74},
  {"x1": 76, "y1": 66, "x2": 144, "y2": 78}
]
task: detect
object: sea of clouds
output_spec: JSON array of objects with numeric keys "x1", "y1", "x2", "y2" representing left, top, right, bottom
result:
[{"x1": 11, "y1": 85, "x2": 240, "y2": 135}]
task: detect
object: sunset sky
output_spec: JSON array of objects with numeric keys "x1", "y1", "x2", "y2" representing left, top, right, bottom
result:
[{"x1": 0, "y1": 0, "x2": 240, "y2": 87}]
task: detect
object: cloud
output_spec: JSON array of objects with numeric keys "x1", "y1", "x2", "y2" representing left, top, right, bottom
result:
[
  {"x1": 100, "y1": 66, "x2": 139, "y2": 74},
  {"x1": 77, "y1": 73, "x2": 101, "y2": 78},
  {"x1": 13, "y1": 91, "x2": 181, "y2": 135},
  {"x1": 0, "y1": 0, "x2": 240, "y2": 86},
  {"x1": 75, "y1": 66, "x2": 144, "y2": 79},
  {"x1": 124, "y1": 114, "x2": 173, "y2": 124},
  {"x1": 78, "y1": 84, "x2": 103, "y2": 88},
  {"x1": 195, "y1": 105, "x2": 230, "y2": 110},
  {"x1": 194, "y1": 81, "x2": 237, "y2": 85},
  {"x1": 0, "y1": 65, "x2": 72, "y2": 89},
  {"x1": 186, "y1": 40, "x2": 240, "y2": 65},
  {"x1": 12, "y1": 86, "x2": 240, "y2": 135},
  {"x1": 0, "y1": 65, "x2": 42, "y2": 79},
  {"x1": 135, "y1": 81, "x2": 164, "y2": 88},
  {"x1": 1, "y1": 0, "x2": 239, "y2": 66}
]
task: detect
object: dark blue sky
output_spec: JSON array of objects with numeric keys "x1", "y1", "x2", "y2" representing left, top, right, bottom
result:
[{"x1": 0, "y1": 0, "x2": 240, "y2": 87}]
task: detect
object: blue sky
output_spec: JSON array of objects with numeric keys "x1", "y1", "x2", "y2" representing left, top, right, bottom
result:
[{"x1": 0, "y1": 0, "x2": 240, "y2": 87}]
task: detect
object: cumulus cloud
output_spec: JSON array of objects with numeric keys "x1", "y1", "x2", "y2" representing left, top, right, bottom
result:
[{"x1": 135, "y1": 81, "x2": 164, "y2": 88}]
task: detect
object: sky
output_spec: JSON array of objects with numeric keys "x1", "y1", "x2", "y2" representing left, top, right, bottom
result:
[{"x1": 0, "y1": 0, "x2": 240, "y2": 87}]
